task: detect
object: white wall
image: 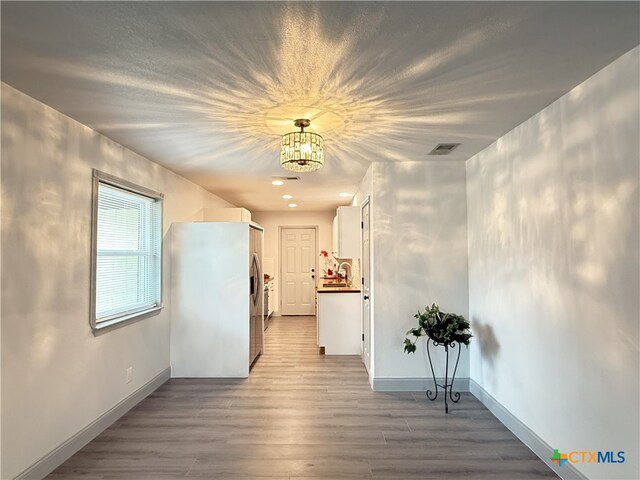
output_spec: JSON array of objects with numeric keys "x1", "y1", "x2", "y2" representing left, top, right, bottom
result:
[
  {"x1": 0, "y1": 83, "x2": 3, "y2": 479},
  {"x1": 352, "y1": 162, "x2": 373, "y2": 209},
  {"x1": 252, "y1": 210, "x2": 334, "y2": 316},
  {"x1": 0, "y1": 83, "x2": 233, "y2": 479},
  {"x1": 466, "y1": 47, "x2": 639, "y2": 480},
  {"x1": 353, "y1": 162, "x2": 470, "y2": 384}
]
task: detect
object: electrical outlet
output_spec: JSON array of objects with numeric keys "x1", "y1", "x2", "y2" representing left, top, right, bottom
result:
[{"x1": 126, "y1": 367, "x2": 133, "y2": 384}]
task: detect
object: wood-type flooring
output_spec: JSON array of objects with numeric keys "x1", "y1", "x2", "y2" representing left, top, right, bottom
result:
[{"x1": 49, "y1": 315, "x2": 556, "y2": 479}]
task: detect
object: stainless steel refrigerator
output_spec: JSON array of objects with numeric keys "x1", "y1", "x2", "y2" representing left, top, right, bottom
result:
[
  {"x1": 248, "y1": 224, "x2": 264, "y2": 365},
  {"x1": 171, "y1": 221, "x2": 264, "y2": 377}
]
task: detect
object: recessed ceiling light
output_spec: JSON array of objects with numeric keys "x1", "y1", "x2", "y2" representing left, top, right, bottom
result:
[
  {"x1": 288, "y1": 203, "x2": 297, "y2": 208},
  {"x1": 282, "y1": 194, "x2": 293, "y2": 199},
  {"x1": 339, "y1": 192, "x2": 352, "y2": 197},
  {"x1": 272, "y1": 180, "x2": 284, "y2": 186}
]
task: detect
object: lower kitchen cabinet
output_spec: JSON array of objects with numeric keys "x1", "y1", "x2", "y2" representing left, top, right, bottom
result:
[{"x1": 317, "y1": 292, "x2": 361, "y2": 355}]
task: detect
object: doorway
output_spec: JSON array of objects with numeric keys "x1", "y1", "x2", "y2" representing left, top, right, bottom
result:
[
  {"x1": 279, "y1": 226, "x2": 318, "y2": 315},
  {"x1": 361, "y1": 198, "x2": 372, "y2": 373}
]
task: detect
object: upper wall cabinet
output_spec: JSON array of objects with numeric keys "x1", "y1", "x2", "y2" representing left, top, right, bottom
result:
[
  {"x1": 203, "y1": 207, "x2": 252, "y2": 222},
  {"x1": 332, "y1": 206, "x2": 361, "y2": 259}
]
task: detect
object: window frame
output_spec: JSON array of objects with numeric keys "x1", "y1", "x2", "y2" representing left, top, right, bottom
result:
[{"x1": 90, "y1": 169, "x2": 164, "y2": 334}]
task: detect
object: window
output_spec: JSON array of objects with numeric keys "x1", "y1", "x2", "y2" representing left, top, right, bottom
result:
[{"x1": 91, "y1": 170, "x2": 163, "y2": 332}]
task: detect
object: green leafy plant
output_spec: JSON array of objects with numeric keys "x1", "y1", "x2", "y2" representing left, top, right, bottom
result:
[{"x1": 404, "y1": 303, "x2": 472, "y2": 353}]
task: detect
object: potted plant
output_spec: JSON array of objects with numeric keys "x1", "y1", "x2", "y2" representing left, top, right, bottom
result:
[{"x1": 403, "y1": 303, "x2": 472, "y2": 413}]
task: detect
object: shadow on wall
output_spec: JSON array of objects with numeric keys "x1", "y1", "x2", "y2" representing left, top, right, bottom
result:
[
  {"x1": 470, "y1": 316, "x2": 501, "y2": 392},
  {"x1": 465, "y1": 51, "x2": 640, "y2": 365},
  {"x1": 471, "y1": 316, "x2": 500, "y2": 368},
  {"x1": 0, "y1": 1, "x2": 552, "y2": 180}
]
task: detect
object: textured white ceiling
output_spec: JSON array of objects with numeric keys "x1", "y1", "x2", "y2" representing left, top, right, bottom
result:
[{"x1": 2, "y1": 2, "x2": 638, "y2": 211}]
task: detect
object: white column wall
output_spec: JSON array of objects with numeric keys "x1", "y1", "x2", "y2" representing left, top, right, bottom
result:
[{"x1": 370, "y1": 162, "x2": 470, "y2": 381}]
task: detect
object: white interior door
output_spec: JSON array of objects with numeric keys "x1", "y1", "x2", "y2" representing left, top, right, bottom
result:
[
  {"x1": 280, "y1": 227, "x2": 317, "y2": 315},
  {"x1": 361, "y1": 199, "x2": 371, "y2": 372}
]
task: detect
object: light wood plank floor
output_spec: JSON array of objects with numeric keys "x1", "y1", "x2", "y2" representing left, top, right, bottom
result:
[{"x1": 49, "y1": 316, "x2": 556, "y2": 479}]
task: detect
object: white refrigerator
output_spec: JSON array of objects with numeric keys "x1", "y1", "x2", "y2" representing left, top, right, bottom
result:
[{"x1": 170, "y1": 221, "x2": 264, "y2": 377}]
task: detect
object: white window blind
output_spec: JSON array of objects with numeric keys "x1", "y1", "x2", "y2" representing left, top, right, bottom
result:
[{"x1": 94, "y1": 181, "x2": 162, "y2": 326}]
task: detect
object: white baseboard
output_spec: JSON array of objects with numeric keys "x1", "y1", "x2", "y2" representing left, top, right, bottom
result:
[
  {"x1": 372, "y1": 376, "x2": 469, "y2": 392},
  {"x1": 15, "y1": 366, "x2": 171, "y2": 480},
  {"x1": 469, "y1": 379, "x2": 587, "y2": 480}
]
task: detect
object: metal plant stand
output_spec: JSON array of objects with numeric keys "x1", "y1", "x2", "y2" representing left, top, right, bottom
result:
[{"x1": 425, "y1": 339, "x2": 462, "y2": 413}]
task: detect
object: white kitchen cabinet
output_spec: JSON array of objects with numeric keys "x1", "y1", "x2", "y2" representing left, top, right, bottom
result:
[
  {"x1": 203, "y1": 207, "x2": 251, "y2": 222},
  {"x1": 317, "y1": 292, "x2": 361, "y2": 355},
  {"x1": 332, "y1": 206, "x2": 360, "y2": 258}
]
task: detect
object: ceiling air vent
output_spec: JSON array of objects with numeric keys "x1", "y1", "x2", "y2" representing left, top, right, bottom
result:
[{"x1": 428, "y1": 143, "x2": 460, "y2": 155}]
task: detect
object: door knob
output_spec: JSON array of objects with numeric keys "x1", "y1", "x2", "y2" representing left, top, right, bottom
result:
[{"x1": 363, "y1": 295, "x2": 369, "y2": 300}]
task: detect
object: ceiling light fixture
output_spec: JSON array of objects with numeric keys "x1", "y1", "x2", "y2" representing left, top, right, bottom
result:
[
  {"x1": 271, "y1": 179, "x2": 284, "y2": 186},
  {"x1": 339, "y1": 192, "x2": 352, "y2": 198},
  {"x1": 282, "y1": 194, "x2": 293, "y2": 199},
  {"x1": 280, "y1": 119, "x2": 324, "y2": 173},
  {"x1": 288, "y1": 203, "x2": 297, "y2": 208}
]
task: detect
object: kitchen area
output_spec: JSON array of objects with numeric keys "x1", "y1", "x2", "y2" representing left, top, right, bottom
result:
[{"x1": 169, "y1": 204, "x2": 365, "y2": 379}]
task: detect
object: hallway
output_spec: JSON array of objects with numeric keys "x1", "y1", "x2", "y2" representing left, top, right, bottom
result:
[{"x1": 49, "y1": 316, "x2": 555, "y2": 479}]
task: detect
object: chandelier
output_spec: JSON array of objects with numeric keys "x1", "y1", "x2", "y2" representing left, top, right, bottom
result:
[{"x1": 280, "y1": 119, "x2": 324, "y2": 172}]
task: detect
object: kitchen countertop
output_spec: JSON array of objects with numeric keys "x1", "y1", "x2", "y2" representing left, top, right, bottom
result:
[
  {"x1": 317, "y1": 286, "x2": 361, "y2": 293},
  {"x1": 316, "y1": 278, "x2": 361, "y2": 293}
]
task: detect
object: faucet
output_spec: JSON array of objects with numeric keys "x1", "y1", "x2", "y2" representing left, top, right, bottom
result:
[{"x1": 337, "y1": 262, "x2": 351, "y2": 285}]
